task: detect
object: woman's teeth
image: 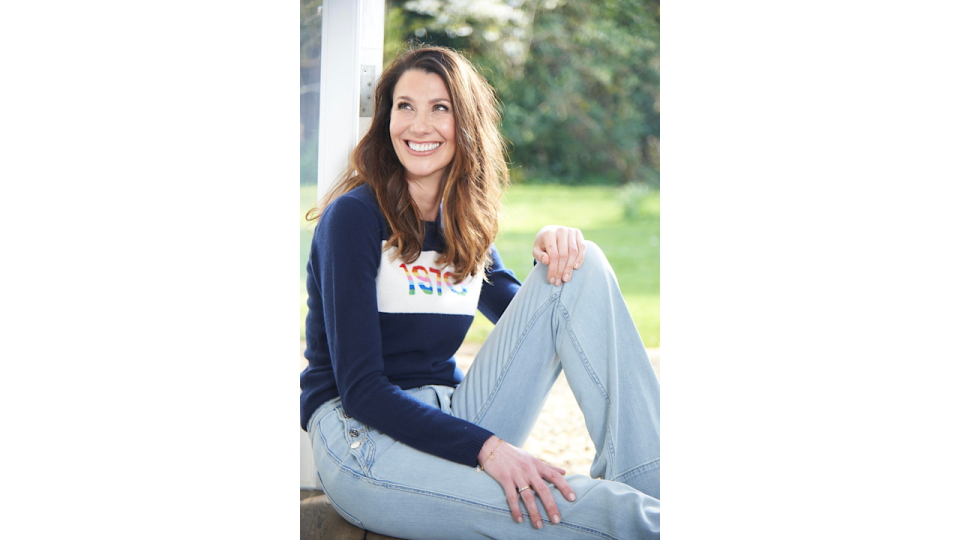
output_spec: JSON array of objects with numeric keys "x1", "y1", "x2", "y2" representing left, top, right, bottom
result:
[{"x1": 408, "y1": 141, "x2": 440, "y2": 152}]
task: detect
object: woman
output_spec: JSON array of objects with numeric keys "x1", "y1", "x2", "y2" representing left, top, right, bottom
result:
[{"x1": 301, "y1": 46, "x2": 660, "y2": 539}]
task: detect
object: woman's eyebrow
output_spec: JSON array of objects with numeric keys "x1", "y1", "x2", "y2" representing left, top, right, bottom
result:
[{"x1": 394, "y1": 95, "x2": 451, "y2": 104}]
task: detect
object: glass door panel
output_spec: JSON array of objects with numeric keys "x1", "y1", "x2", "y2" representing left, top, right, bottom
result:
[{"x1": 300, "y1": 1, "x2": 322, "y2": 342}]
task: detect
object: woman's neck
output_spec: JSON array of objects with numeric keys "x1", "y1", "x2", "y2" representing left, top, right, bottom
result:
[{"x1": 407, "y1": 176, "x2": 442, "y2": 222}]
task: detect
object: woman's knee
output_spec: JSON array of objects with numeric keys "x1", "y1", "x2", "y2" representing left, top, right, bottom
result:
[{"x1": 579, "y1": 240, "x2": 616, "y2": 281}]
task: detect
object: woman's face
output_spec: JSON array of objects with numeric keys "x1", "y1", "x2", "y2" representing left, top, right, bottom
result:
[{"x1": 389, "y1": 70, "x2": 457, "y2": 187}]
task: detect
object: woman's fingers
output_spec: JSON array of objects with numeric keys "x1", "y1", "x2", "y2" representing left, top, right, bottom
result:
[
  {"x1": 482, "y1": 439, "x2": 578, "y2": 528},
  {"x1": 534, "y1": 226, "x2": 589, "y2": 285},
  {"x1": 575, "y1": 229, "x2": 586, "y2": 270},
  {"x1": 532, "y1": 246, "x2": 548, "y2": 266},
  {"x1": 544, "y1": 234, "x2": 560, "y2": 286},
  {"x1": 533, "y1": 228, "x2": 559, "y2": 286},
  {"x1": 518, "y1": 485, "x2": 544, "y2": 528},
  {"x1": 554, "y1": 228, "x2": 570, "y2": 285},
  {"x1": 518, "y1": 468, "x2": 575, "y2": 528},
  {"x1": 505, "y1": 487, "x2": 524, "y2": 524},
  {"x1": 543, "y1": 466, "x2": 577, "y2": 503},
  {"x1": 540, "y1": 228, "x2": 565, "y2": 286},
  {"x1": 546, "y1": 463, "x2": 567, "y2": 476},
  {"x1": 561, "y1": 229, "x2": 579, "y2": 282},
  {"x1": 530, "y1": 479, "x2": 562, "y2": 525},
  {"x1": 524, "y1": 459, "x2": 579, "y2": 528}
]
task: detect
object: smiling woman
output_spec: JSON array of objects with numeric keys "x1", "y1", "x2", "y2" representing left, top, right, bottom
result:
[{"x1": 301, "y1": 46, "x2": 660, "y2": 539}]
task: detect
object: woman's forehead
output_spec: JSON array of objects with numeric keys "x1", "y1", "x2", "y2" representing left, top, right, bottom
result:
[{"x1": 394, "y1": 70, "x2": 451, "y2": 101}]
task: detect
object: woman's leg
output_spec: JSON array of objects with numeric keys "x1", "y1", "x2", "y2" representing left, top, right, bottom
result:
[
  {"x1": 309, "y1": 242, "x2": 659, "y2": 539},
  {"x1": 451, "y1": 240, "x2": 661, "y2": 496},
  {"x1": 309, "y1": 386, "x2": 659, "y2": 540}
]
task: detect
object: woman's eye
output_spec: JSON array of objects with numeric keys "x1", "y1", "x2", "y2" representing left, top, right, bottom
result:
[
  {"x1": 396, "y1": 102, "x2": 412, "y2": 110},
  {"x1": 434, "y1": 104, "x2": 449, "y2": 112}
]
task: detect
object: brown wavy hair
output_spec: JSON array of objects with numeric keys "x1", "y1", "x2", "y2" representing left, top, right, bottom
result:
[{"x1": 305, "y1": 46, "x2": 509, "y2": 283}]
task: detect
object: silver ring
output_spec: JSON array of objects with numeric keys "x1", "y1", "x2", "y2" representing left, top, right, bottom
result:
[{"x1": 517, "y1": 486, "x2": 532, "y2": 493}]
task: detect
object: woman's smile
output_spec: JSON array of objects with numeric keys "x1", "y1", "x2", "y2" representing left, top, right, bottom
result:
[{"x1": 405, "y1": 140, "x2": 442, "y2": 153}]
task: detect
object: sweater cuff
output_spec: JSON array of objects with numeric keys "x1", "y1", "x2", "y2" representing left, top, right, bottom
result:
[{"x1": 455, "y1": 426, "x2": 496, "y2": 467}]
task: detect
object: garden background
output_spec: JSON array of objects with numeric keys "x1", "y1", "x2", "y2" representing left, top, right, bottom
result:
[{"x1": 300, "y1": 0, "x2": 660, "y2": 347}]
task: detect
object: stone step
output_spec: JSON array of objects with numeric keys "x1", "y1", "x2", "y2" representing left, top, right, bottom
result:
[{"x1": 300, "y1": 490, "x2": 405, "y2": 540}]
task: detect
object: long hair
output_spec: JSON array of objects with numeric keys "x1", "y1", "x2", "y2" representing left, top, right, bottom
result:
[{"x1": 306, "y1": 46, "x2": 509, "y2": 283}]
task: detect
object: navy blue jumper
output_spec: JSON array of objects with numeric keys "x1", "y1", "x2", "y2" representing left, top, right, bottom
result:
[{"x1": 300, "y1": 184, "x2": 522, "y2": 467}]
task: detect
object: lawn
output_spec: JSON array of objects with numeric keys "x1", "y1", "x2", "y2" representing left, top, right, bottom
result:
[{"x1": 300, "y1": 184, "x2": 660, "y2": 348}]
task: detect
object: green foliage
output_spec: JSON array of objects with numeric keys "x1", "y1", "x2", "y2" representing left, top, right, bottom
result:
[
  {"x1": 384, "y1": 0, "x2": 660, "y2": 186},
  {"x1": 300, "y1": 0, "x2": 323, "y2": 186},
  {"x1": 300, "y1": 0, "x2": 323, "y2": 59}
]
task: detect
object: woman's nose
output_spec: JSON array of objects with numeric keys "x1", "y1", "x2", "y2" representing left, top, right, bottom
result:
[{"x1": 410, "y1": 112, "x2": 431, "y2": 135}]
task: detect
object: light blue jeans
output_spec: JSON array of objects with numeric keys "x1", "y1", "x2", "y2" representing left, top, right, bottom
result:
[{"x1": 308, "y1": 241, "x2": 660, "y2": 539}]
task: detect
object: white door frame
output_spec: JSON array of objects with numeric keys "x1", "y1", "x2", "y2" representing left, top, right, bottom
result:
[{"x1": 301, "y1": 0, "x2": 384, "y2": 490}]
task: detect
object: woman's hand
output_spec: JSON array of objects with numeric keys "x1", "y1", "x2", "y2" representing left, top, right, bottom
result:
[
  {"x1": 533, "y1": 225, "x2": 586, "y2": 287},
  {"x1": 478, "y1": 436, "x2": 576, "y2": 529}
]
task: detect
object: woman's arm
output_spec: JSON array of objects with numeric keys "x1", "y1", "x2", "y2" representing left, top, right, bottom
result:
[
  {"x1": 477, "y1": 244, "x2": 521, "y2": 324},
  {"x1": 314, "y1": 196, "x2": 494, "y2": 466}
]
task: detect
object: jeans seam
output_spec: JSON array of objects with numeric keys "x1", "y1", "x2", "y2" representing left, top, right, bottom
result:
[
  {"x1": 320, "y1": 429, "x2": 626, "y2": 537},
  {"x1": 344, "y1": 476, "x2": 625, "y2": 540},
  {"x1": 472, "y1": 291, "x2": 561, "y2": 426},
  {"x1": 319, "y1": 429, "x2": 630, "y2": 539},
  {"x1": 557, "y1": 299, "x2": 618, "y2": 466},
  {"x1": 315, "y1": 427, "x2": 366, "y2": 529},
  {"x1": 611, "y1": 457, "x2": 660, "y2": 485},
  {"x1": 556, "y1": 301, "x2": 610, "y2": 404}
]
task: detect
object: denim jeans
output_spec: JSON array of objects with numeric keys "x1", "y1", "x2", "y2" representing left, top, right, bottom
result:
[{"x1": 308, "y1": 241, "x2": 660, "y2": 539}]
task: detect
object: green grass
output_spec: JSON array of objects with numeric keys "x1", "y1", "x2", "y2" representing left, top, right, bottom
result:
[{"x1": 300, "y1": 184, "x2": 660, "y2": 348}]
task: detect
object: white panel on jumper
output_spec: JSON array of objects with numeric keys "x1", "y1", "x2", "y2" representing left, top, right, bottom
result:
[{"x1": 376, "y1": 243, "x2": 483, "y2": 316}]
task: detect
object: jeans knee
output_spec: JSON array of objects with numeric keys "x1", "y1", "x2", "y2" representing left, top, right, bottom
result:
[{"x1": 580, "y1": 240, "x2": 616, "y2": 281}]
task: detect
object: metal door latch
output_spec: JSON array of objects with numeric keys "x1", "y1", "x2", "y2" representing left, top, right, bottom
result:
[{"x1": 360, "y1": 65, "x2": 376, "y2": 117}]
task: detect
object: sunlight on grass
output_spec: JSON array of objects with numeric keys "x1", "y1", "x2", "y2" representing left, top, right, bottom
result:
[
  {"x1": 485, "y1": 185, "x2": 660, "y2": 347},
  {"x1": 465, "y1": 314, "x2": 495, "y2": 343}
]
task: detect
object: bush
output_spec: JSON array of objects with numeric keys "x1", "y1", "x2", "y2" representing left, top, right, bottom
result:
[{"x1": 618, "y1": 182, "x2": 652, "y2": 221}]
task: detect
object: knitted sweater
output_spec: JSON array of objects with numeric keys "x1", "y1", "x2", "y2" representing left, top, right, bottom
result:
[{"x1": 300, "y1": 184, "x2": 522, "y2": 467}]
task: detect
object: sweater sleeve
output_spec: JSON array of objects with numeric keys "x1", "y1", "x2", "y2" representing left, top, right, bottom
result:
[
  {"x1": 315, "y1": 196, "x2": 493, "y2": 467},
  {"x1": 477, "y1": 243, "x2": 522, "y2": 324}
]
